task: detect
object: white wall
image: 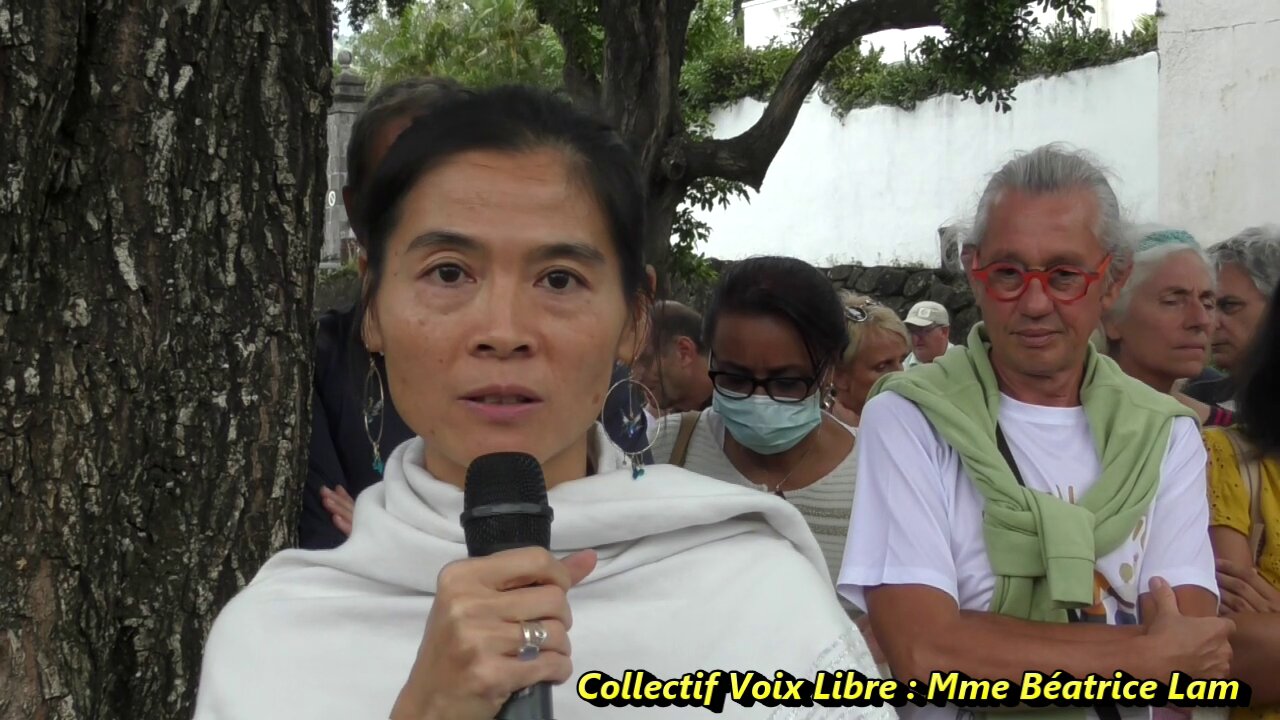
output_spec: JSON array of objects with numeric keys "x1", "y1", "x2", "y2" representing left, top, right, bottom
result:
[
  {"x1": 695, "y1": 53, "x2": 1160, "y2": 266},
  {"x1": 1157, "y1": 0, "x2": 1280, "y2": 243}
]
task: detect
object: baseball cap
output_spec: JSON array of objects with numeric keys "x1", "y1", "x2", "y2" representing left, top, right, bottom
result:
[{"x1": 904, "y1": 301, "x2": 949, "y2": 328}]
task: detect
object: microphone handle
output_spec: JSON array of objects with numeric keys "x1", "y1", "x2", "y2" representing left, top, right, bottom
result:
[
  {"x1": 496, "y1": 682, "x2": 553, "y2": 720},
  {"x1": 474, "y1": 539, "x2": 554, "y2": 719}
]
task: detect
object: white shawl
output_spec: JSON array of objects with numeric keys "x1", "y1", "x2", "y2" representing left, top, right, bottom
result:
[{"x1": 194, "y1": 426, "x2": 890, "y2": 719}]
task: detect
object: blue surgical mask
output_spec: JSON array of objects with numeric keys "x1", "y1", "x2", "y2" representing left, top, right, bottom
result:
[{"x1": 713, "y1": 391, "x2": 823, "y2": 455}]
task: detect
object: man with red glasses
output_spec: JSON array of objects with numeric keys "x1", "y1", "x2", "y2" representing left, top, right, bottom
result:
[{"x1": 838, "y1": 144, "x2": 1232, "y2": 720}]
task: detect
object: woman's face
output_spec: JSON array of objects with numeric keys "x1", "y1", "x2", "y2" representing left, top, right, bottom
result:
[
  {"x1": 1212, "y1": 262, "x2": 1269, "y2": 373},
  {"x1": 834, "y1": 326, "x2": 909, "y2": 416},
  {"x1": 1106, "y1": 250, "x2": 1215, "y2": 391},
  {"x1": 364, "y1": 148, "x2": 641, "y2": 486},
  {"x1": 709, "y1": 313, "x2": 821, "y2": 401}
]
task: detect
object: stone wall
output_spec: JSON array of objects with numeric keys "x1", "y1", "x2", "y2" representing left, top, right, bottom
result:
[{"x1": 826, "y1": 264, "x2": 978, "y2": 343}]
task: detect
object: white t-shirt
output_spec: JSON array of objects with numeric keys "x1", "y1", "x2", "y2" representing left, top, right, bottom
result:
[{"x1": 837, "y1": 391, "x2": 1216, "y2": 720}]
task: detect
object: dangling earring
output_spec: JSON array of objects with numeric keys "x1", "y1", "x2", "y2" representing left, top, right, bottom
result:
[
  {"x1": 364, "y1": 353, "x2": 386, "y2": 476},
  {"x1": 604, "y1": 375, "x2": 662, "y2": 479}
]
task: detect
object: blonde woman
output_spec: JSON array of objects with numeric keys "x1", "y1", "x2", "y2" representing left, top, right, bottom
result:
[{"x1": 829, "y1": 293, "x2": 911, "y2": 428}]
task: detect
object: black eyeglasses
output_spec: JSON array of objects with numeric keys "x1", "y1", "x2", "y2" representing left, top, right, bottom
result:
[{"x1": 707, "y1": 357, "x2": 820, "y2": 403}]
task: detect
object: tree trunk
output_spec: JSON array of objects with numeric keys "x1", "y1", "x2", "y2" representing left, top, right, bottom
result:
[
  {"x1": 596, "y1": 0, "x2": 701, "y2": 276},
  {"x1": 645, "y1": 178, "x2": 688, "y2": 293},
  {"x1": 0, "y1": 1, "x2": 331, "y2": 717}
]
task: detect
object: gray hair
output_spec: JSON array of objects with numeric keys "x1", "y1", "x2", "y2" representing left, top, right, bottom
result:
[
  {"x1": 1105, "y1": 223, "x2": 1213, "y2": 323},
  {"x1": 345, "y1": 76, "x2": 467, "y2": 239},
  {"x1": 966, "y1": 143, "x2": 1129, "y2": 284},
  {"x1": 1207, "y1": 224, "x2": 1280, "y2": 297}
]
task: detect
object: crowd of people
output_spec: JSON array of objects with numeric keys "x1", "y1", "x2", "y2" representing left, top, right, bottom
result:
[{"x1": 193, "y1": 77, "x2": 1280, "y2": 720}]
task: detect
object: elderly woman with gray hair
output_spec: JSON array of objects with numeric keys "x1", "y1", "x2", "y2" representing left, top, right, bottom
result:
[
  {"x1": 1100, "y1": 226, "x2": 1231, "y2": 424},
  {"x1": 1182, "y1": 225, "x2": 1280, "y2": 409}
]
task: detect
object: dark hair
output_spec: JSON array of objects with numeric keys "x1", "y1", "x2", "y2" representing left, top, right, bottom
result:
[
  {"x1": 1236, "y1": 280, "x2": 1280, "y2": 458},
  {"x1": 345, "y1": 76, "x2": 467, "y2": 241},
  {"x1": 702, "y1": 256, "x2": 849, "y2": 372},
  {"x1": 651, "y1": 300, "x2": 706, "y2": 354},
  {"x1": 358, "y1": 84, "x2": 650, "y2": 311}
]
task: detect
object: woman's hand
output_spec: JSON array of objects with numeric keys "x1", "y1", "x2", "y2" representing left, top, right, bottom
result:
[
  {"x1": 391, "y1": 548, "x2": 598, "y2": 720},
  {"x1": 1216, "y1": 559, "x2": 1280, "y2": 614},
  {"x1": 855, "y1": 614, "x2": 887, "y2": 666},
  {"x1": 320, "y1": 486, "x2": 356, "y2": 536}
]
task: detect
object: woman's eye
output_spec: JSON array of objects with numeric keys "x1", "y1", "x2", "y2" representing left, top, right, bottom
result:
[
  {"x1": 540, "y1": 270, "x2": 582, "y2": 291},
  {"x1": 426, "y1": 263, "x2": 467, "y2": 284}
]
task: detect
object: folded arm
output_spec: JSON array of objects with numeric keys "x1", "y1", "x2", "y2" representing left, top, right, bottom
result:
[{"x1": 866, "y1": 584, "x2": 1162, "y2": 683}]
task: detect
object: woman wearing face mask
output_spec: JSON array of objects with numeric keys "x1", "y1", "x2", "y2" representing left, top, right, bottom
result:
[
  {"x1": 193, "y1": 87, "x2": 888, "y2": 720},
  {"x1": 829, "y1": 294, "x2": 911, "y2": 428},
  {"x1": 649, "y1": 256, "x2": 859, "y2": 607}
]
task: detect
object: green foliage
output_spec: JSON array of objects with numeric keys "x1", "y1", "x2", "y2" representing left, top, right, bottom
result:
[
  {"x1": 534, "y1": 0, "x2": 604, "y2": 79},
  {"x1": 670, "y1": 176, "x2": 747, "y2": 284},
  {"x1": 347, "y1": 0, "x2": 565, "y2": 89},
  {"x1": 784, "y1": 0, "x2": 1156, "y2": 116},
  {"x1": 682, "y1": 41, "x2": 795, "y2": 122},
  {"x1": 818, "y1": 15, "x2": 1155, "y2": 116}
]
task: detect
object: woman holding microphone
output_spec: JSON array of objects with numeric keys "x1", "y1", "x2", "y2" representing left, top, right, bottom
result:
[{"x1": 193, "y1": 85, "x2": 888, "y2": 719}]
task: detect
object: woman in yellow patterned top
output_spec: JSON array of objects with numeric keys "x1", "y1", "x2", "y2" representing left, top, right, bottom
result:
[{"x1": 1204, "y1": 279, "x2": 1280, "y2": 718}]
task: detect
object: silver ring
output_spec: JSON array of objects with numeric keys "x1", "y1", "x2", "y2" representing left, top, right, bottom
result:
[{"x1": 517, "y1": 620, "x2": 548, "y2": 661}]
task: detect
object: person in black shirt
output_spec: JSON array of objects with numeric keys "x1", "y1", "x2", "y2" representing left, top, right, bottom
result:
[{"x1": 304, "y1": 77, "x2": 469, "y2": 549}]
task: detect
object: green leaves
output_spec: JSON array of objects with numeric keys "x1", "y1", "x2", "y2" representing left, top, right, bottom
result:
[
  {"x1": 345, "y1": 0, "x2": 565, "y2": 90},
  {"x1": 806, "y1": 1, "x2": 1155, "y2": 116}
]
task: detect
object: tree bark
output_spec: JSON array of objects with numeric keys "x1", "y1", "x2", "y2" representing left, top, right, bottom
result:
[
  {"x1": 532, "y1": 0, "x2": 603, "y2": 105},
  {"x1": 598, "y1": 0, "x2": 697, "y2": 176},
  {"x1": 644, "y1": 179, "x2": 689, "y2": 293},
  {"x1": 0, "y1": 1, "x2": 331, "y2": 717},
  {"x1": 593, "y1": 0, "x2": 700, "y2": 267}
]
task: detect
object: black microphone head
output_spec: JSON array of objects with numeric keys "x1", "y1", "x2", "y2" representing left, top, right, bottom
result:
[{"x1": 462, "y1": 452, "x2": 553, "y2": 557}]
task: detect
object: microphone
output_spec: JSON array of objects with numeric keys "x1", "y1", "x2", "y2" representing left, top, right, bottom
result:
[{"x1": 461, "y1": 452, "x2": 556, "y2": 720}]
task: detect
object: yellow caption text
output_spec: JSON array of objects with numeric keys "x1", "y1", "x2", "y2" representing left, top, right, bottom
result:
[{"x1": 576, "y1": 670, "x2": 1250, "y2": 713}]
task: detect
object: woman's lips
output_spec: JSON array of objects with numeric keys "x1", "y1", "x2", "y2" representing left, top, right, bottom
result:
[{"x1": 459, "y1": 385, "x2": 544, "y2": 423}]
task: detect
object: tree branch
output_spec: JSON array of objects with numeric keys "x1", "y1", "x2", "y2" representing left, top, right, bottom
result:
[
  {"x1": 685, "y1": 0, "x2": 943, "y2": 189},
  {"x1": 532, "y1": 0, "x2": 602, "y2": 104}
]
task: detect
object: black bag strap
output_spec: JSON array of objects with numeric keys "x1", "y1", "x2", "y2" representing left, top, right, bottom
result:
[
  {"x1": 995, "y1": 425, "x2": 1026, "y2": 487},
  {"x1": 995, "y1": 424, "x2": 1121, "y2": 720}
]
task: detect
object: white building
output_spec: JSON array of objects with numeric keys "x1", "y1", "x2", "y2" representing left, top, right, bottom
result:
[{"x1": 695, "y1": 0, "x2": 1278, "y2": 266}]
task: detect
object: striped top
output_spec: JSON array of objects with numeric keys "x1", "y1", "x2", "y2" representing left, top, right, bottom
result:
[{"x1": 650, "y1": 408, "x2": 860, "y2": 615}]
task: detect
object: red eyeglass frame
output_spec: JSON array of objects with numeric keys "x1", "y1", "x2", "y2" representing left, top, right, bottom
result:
[{"x1": 970, "y1": 254, "x2": 1113, "y2": 304}]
